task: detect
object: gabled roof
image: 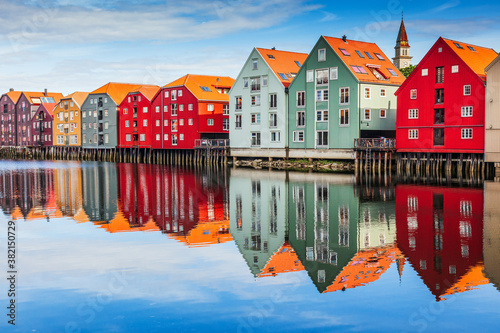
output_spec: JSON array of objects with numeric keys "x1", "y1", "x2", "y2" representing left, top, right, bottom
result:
[
  {"x1": 164, "y1": 74, "x2": 234, "y2": 101},
  {"x1": 128, "y1": 85, "x2": 161, "y2": 101},
  {"x1": 442, "y1": 38, "x2": 498, "y2": 80},
  {"x1": 4, "y1": 91, "x2": 22, "y2": 104},
  {"x1": 323, "y1": 36, "x2": 405, "y2": 85},
  {"x1": 257, "y1": 242, "x2": 305, "y2": 278},
  {"x1": 22, "y1": 91, "x2": 63, "y2": 105},
  {"x1": 485, "y1": 53, "x2": 500, "y2": 73},
  {"x1": 255, "y1": 48, "x2": 308, "y2": 88},
  {"x1": 38, "y1": 102, "x2": 56, "y2": 116},
  {"x1": 439, "y1": 264, "x2": 489, "y2": 301},
  {"x1": 90, "y1": 82, "x2": 157, "y2": 104},
  {"x1": 396, "y1": 19, "x2": 409, "y2": 47},
  {"x1": 62, "y1": 91, "x2": 90, "y2": 108}
]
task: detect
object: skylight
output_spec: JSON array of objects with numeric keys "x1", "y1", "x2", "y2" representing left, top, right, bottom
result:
[
  {"x1": 295, "y1": 60, "x2": 302, "y2": 67},
  {"x1": 267, "y1": 54, "x2": 275, "y2": 59},
  {"x1": 339, "y1": 48, "x2": 350, "y2": 56},
  {"x1": 374, "y1": 53, "x2": 385, "y2": 60},
  {"x1": 351, "y1": 65, "x2": 368, "y2": 74},
  {"x1": 40, "y1": 97, "x2": 55, "y2": 103},
  {"x1": 355, "y1": 50, "x2": 365, "y2": 58},
  {"x1": 454, "y1": 42, "x2": 463, "y2": 49},
  {"x1": 278, "y1": 73, "x2": 288, "y2": 80},
  {"x1": 286, "y1": 73, "x2": 292, "y2": 79},
  {"x1": 387, "y1": 68, "x2": 398, "y2": 76},
  {"x1": 200, "y1": 86, "x2": 211, "y2": 92},
  {"x1": 467, "y1": 45, "x2": 477, "y2": 52},
  {"x1": 365, "y1": 52, "x2": 373, "y2": 59}
]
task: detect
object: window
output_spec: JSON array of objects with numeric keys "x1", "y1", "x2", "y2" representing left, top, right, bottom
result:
[
  {"x1": 297, "y1": 91, "x2": 305, "y2": 107},
  {"x1": 365, "y1": 51, "x2": 373, "y2": 59},
  {"x1": 188, "y1": 118, "x2": 193, "y2": 125},
  {"x1": 316, "y1": 110, "x2": 328, "y2": 122},
  {"x1": 251, "y1": 132, "x2": 261, "y2": 146},
  {"x1": 318, "y1": 48, "x2": 326, "y2": 61},
  {"x1": 188, "y1": 103, "x2": 193, "y2": 111},
  {"x1": 251, "y1": 77, "x2": 261, "y2": 92},
  {"x1": 143, "y1": 106, "x2": 148, "y2": 113},
  {"x1": 461, "y1": 106, "x2": 473, "y2": 117},
  {"x1": 409, "y1": 109, "x2": 419, "y2": 119},
  {"x1": 179, "y1": 104, "x2": 184, "y2": 111},
  {"x1": 364, "y1": 109, "x2": 371, "y2": 121},
  {"x1": 436, "y1": 67, "x2": 444, "y2": 83},
  {"x1": 270, "y1": 131, "x2": 280, "y2": 142},
  {"x1": 410, "y1": 89, "x2": 417, "y2": 99},
  {"x1": 293, "y1": 131, "x2": 304, "y2": 142},
  {"x1": 316, "y1": 69, "x2": 328, "y2": 85},
  {"x1": 156, "y1": 134, "x2": 160, "y2": 141},
  {"x1": 306, "y1": 70, "x2": 314, "y2": 82},
  {"x1": 178, "y1": 90, "x2": 182, "y2": 97},
  {"x1": 155, "y1": 106, "x2": 160, "y2": 113},
  {"x1": 235, "y1": 97, "x2": 242, "y2": 110},
  {"x1": 364, "y1": 87, "x2": 371, "y2": 99},
  {"x1": 380, "y1": 89, "x2": 386, "y2": 97},
  {"x1": 452, "y1": 65, "x2": 459, "y2": 73},
  {"x1": 262, "y1": 75, "x2": 268, "y2": 87},
  {"x1": 126, "y1": 134, "x2": 131, "y2": 142},
  {"x1": 171, "y1": 104, "x2": 178, "y2": 115},
  {"x1": 339, "y1": 48, "x2": 350, "y2": 56},
  {"x1": 435, "y1": 108, "x2": 445, "y2": 124},
  {"x1": 171, "y1": 90, "x2": 177, "y2": 100},
  {"x1": 355, "y1": 50, "x2": 365, "y2": 58},
  {"x1": 316, "y1": 89, "x2": 328, "y2": 101},
  {"x1": 164, "y1": 134, "x2": 168, "y2": 141},
  {"x1": 340, "y1": 87, "x2": 349, "y2": 105},
  {"x1": 164, "y1": 91, "x2": 169, "y2": 98},
  {"x1": 374, "y1": 53, "x2": 384, "y2": 60},
  {"x1": 164, "y1": 119, "x2": 168, "y2": 126},
  {"x1": 409, "y1": 129, "x2": 418, "y2": 139},
  {"x1": 434, "y1": 128, "x2": 444, "y2": 146},
  {"x1": 438, "y1": 47, "x2": 443, "y2": 53},
  {"x1": 464, "y1": 85, "x2": 471, "y2": 96},
  {"x1": 380, "y1": 109, "x2": 387, "y2": 118},
  {"x1": 223, "y1": 118, "x2": 229, "y2": 130},
  {"x1": 143, "y1": 119, "x2": 147, "y2": 126},
  {"x1": 330, "y1": 67, "x2": 338, "y2": 80},
  {"x1": 269, "y1": 93, "x2": 277, "y2": 108},
  {"x1": 179, "y1": 119, "x2": 184, "y2": 126},
  {"x1": 351, "y1": 65, "x2": 368, "y2": 74},
  {"x1": 297, "y1": 111, "x2": 305, "y2": 127},
  {"x1": 243, "y1": 78, "x2": 249, "y2": 88},
  {"x1": 454, "y1": 42, "x2": 463, "y2": 49},
  {"x1": 316, "y1": 131, "x2": 328, "y2": 147},
  {"x1": 251, "y1": 114, "x2": 261, "y2": 124},
  {"x1": 387, "y1": 68, "x2": 397, "y2": 76},
  {"x1": 223, "y1": 104, "x2": 229, "y2": 115},
  {"x1": 104, "y1": 122, "x2": 109, "y2": 129},
  {"x1": 172, "y1": 134, "x2": 177, "y2": 145},
  {"x1": 207, "y1": 104, "x2": 214, "y2": 112},
  {"x1": 251, "y1": 95, "x2": 261, "y2": 106},
  {"x1": 422, "y1": 68, "x2": 428, "y2": 76},
  {"x1": 339, "y1": 109, "x2": 349, "y2": 126},
  {"x1": 171, "y1": 119, "x2": 178, "y2": 131},
  {"x1": 435, "y1": 89, "x2": 444, "y2": 104},
  {"x1": 252, "y1": 59, "x2": 258, "y2": 70},
  {"x1": 139, "y1": 134, "x2": 145, "y2": 142},
  {"x1": 207, "y1": 119, "x2": 214, "y2": 126},
  {"x1": 269, "y1": 113, "x2": 278, "y2": 127},
  {"x1": 164, "y1": 105, "x2": 168, "y2": 113},
  {"x1": 235, "y1": 115, "x2": 242, "y2": 128},
  {"x1": 462, "y1": 128, "x2": 473, "y2": 139},
  {"x1": 179, "y1": 133, "x2": 184, "y2": 140},
  {"x1": 156, "y1": 120, "x2": 160, "y2": 126}
]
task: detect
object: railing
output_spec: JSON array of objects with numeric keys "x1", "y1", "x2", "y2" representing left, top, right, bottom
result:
[
  {"x1": 194, "y1": 139, "x2": 229, "y2": 149},
  {"x1": 354, "y1": 138, "x2": 396, "y2": 149}
]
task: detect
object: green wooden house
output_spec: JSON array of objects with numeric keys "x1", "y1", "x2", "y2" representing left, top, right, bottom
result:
[{"x1": 287, "y1": 36, "x2": 405, "y2": 159}]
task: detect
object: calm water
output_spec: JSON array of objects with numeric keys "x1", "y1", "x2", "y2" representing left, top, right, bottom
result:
[{"x1": 0, "y1": 160, "x2": 500, "y2": 332}]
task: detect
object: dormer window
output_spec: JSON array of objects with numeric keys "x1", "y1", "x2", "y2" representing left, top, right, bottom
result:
[{"x1": 267, "y1": 54, "x2": 275, "y2": 59}]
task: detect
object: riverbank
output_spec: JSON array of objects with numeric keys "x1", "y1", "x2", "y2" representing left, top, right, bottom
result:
[{"x1": 230, "y1": 158, "x2": 355, "y2": 173}]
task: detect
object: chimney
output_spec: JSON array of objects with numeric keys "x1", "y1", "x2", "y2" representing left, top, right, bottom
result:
[
  {"x1": 44, "y1": 88, "x2": 47, "y2": 96},
  {"x1": 342, "y1": 35, "x2": 347, "y2": 43},
  {"x1": 272, "y1": 47, "x2": 275, "y2": 50},
  {"x1": 9, "y1": 88, "x2": 13, "y2": 92}
]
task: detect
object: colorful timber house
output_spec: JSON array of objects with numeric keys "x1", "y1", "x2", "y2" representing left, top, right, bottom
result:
[
  {"x1": 229, "y1": 47, "x2": 308, "y2": 159},
  {"x1": 31, "y1": 101, "x2": 57, "y2": 147},
  {"x1": 287, "y1": 36, "x2": 404, "y2": 160},
  {"x1": 150, "y1": 74, "x2": 234, "y2": 150},
  {"x1": 395, "y1": 37, "x2": 498, "y2": 161},
  {"x1": 53, "y1": 92, "x2": 89, "y2": 147},
  {"x1": 118, "y1": 86, "x2": 160, "y2": 149},
  {"x1": 0, "y1": 89, "x2": 22, "y2": 146},
  {"x1": 81, "y1": 82, "x2": 157, "y2": 149}
]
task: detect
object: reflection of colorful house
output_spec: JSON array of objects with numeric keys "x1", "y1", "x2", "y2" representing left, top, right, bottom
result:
[
  {"x1": 169, "y1": 220, "x2": 232, "y2": 247},
  {"x1": 92, "y1": 209, "x2": 160, "y2": 233},
  {"x1": 483, "y1": 182, "x2": 500, "y2": 291},
  {"x1": 54, "y1": 164, "x2": 83, "y2": 217},
  {"x1": 258, "y1": 242, "x2": 304, "y2": 278},
  {"x1": 82, "y1": 163, "x2": 119, "y2": 223},
  {"x1": 396, "y1": 185, "x2": 485, "y2": 300}
]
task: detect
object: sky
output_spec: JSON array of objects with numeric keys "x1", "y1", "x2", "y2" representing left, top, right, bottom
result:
[{"x1": 0, "y1": 0, "x2": 500, "y2": 95}]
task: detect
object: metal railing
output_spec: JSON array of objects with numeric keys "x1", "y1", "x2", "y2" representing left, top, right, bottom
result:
[
  {"x1": 194, "y1": 139, "x2": 229, "y2": 148},
  {"x1": 354, "y1": 138, "x2": 396, "y2": 149}
]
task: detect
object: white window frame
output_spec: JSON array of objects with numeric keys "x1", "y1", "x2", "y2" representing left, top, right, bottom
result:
[
  {"x1": 364, "y1": 87, "x2": 371, "y2": 99},
  {"x1": 316, "y1": 110, "x2": 328, "y2": 122},
  {"x1": 422, "y1": 68, "x2": 428, "y2": 76},
  {"x1": 461, "y1": 106, "x2": 473, "y2": 117},
  {"x1": 452, "y1": 65, "x2": 459, "y2": 73},
  {"x1": 409, "y1": 109, "x2": 419, "y2": 119},
  {"x1": 339, "y1": 108, "x2": 349, "y2": 127},
  {"x1": 297, "y1": 91, "x2": 305, "y2": 107},
  {"x1": 409, "y1": 129, "x2": 419, "y2": 139},
  {"x1": 318, "y1": 48, "x2": 326, "y2": 62},
  {"x1": 461, "y1": 128, "x2": 472, "y2": 139},
  {"x1": 297, "y1": 111, "x2": 305, "y2": 127},
  {"x1": 410, "y1": 89, "x2": 417, "y2": 99},
  {"x1": 339, "y1": 87, "x2": 350, "y2": 105},
  {"x1": 380, "y1": 109, "x2": 387, "y2": 119},
  {"x1": 316, "y1": 89, "x2": 328, "y2": 101},
  {"x1": 380, "y1": 89, "x2": 386, "y2": 97},
  {"x1": 464, "y1": 85, "x2": 471, "y2": 96},
  {"x1": 293, "y1": 130, "x2": 304, "y2": 142},
  {"x1": 207, "y1": 118, "x2": 214, "y2": 126},
  {"x1": 306, "y1": 70, "x2": 314, "y2": 83},
  {"x1": 364, "y1": 109, "x2": 371, "y2": 121},
  {"x1": 330, "y1": 67, "x2": 338, "y2": 80}
]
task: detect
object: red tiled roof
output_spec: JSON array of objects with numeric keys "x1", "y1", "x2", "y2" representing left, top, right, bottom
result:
[
  {"x1": 164, "y1": 74, "x2": 234, "y2": 101},
  {"x1": 255, "y1": 48, "x2": 308, "y2": 88},
  {"x1": 4, "y1": 91, "x2": 22, "y2": 104},
  {"x1": 62, "y1": 91, "x2": 90, "y2": 108},
  {"x1": 91, "y1": 82, "x2": 158, "y2": 104},
  {"x1": 323, "y1": 36, "x2": 405, "y2": 85}
]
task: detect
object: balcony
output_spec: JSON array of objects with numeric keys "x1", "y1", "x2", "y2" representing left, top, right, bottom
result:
[
  {"x1": 194, "y1": 139, "x2": 229, "y2": 150},
  {"x1": 354, "y1": 138, "x2": 396, "y2": 150}
]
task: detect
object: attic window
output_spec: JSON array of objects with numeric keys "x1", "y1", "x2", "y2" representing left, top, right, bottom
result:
[
  {"x1": 355, "y1": 50, "x2": 365, "y2": 58},
  {"x1": 351, "y1": 65, "x2": 367, "y2": 74},
  {"x1": 200, "y1": 86, "x2": 211, "y2": 92},
  {"x1": 267, "y1": 54, "x2": 275, "y2": 59},
  {"x1": 285, "y1": 73, "x2": 292, "y2": 79},
  {"x1": 454, "y1": 42, "x2": 463, "y2": 49},
  {"x1": 339, "y1": 48, "x2": 350, "y2": 56},
  {"x1": 387, "y1": 68, "x2": 398, "y2": 76},
  {"x1": 278, "y1": 73, "x2": 288, "y2": 80},
  {"x1": 374, "y1": 53, "x2": 385, "y2": 60},
  {"x1": 295, "y1": 60, "x2": 302, "y2": 67},
  {"x1": 365, "y1": 52, "x2": 373, "y2": 59},
  {"x1": 467, "y1": 45, "x2": 476, "y2": 52}
]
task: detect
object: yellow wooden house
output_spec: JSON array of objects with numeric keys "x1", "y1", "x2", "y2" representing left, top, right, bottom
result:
[{"x1": 53, "y1": 91, "x2": 89, "y2": 147}]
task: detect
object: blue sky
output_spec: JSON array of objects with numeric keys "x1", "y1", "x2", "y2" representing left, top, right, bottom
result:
[{"x1": 0, "y1": 0, "x2": 499, "y2": 95}]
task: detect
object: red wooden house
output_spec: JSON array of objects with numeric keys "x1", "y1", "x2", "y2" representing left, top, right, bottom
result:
[
  {"x1": 0, "y1": 90, "x2": 22, "y2": 146},
  {"x1": 117, "y1": 85, "x2": 160, "y2": 148},
  {"x1": 395, "y1": 185, "x2": 485, "y2": 300},
  {"x1": 31, "y1": 102, "x2": 56, "y2": 146},
  {"x1": 150, "y1": 74, "x2": 234, "y2": 149},
  {"x1": 395, "y1": 38, "x2": 497, "y2": 154}
]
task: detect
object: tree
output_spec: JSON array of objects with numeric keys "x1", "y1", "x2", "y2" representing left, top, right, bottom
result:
[{"x1": 400, "y1": 64, "x2": 417, "y2": 78}]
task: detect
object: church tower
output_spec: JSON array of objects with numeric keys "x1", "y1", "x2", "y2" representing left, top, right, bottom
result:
[{"x1": 393, "y1": 17, "x2": 412, "y2": 69}]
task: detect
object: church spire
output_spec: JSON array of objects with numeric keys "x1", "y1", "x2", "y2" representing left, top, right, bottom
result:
[
  {"x1": 396, "y1": 18, "x2": 409, "y2": 47},
  {"x1": 393, "y1": 17, "x2": 412, "y2": 69}
]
